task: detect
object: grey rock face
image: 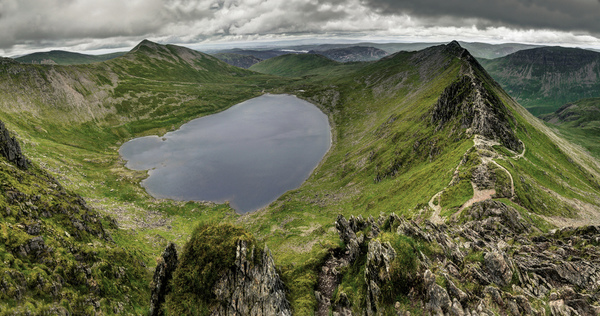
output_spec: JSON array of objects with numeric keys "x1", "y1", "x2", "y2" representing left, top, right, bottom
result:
[
  {"x1": 431, "y1": 72, "x2": 522, "y2": 153},
  {"x1": 484, "y1": 251, "x2": 513, "y2": 287},
  {"x1": 212, "y1": 240, "x2": 291, "y2": 316},
  {"x1": 0, "y1": 120, "x2": 29, "y2": 169},
  {"x1": 149, "y1": 242, "x2": 179, "y2": 316},
  {"x1": 330, "y1": 200, "x2": 600, "y2": 316},
  {"x1": 365, "y1": 240, "x2": 396, "y2": 315}
]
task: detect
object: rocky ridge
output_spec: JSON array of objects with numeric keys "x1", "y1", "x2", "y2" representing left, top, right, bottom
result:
[
  {"x1": 431, "y1": 62, "x2": 522, "y2": 153},
  {"x1": 325, "y1": 201, "x2": 600, "y2": 315},
  {"x1": 150, "y1": 242, "x2": 179, "y2": 316}
]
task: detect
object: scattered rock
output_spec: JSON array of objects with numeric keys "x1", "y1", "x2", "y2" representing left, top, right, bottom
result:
[{"x1": 328, "y1": 200, "x2": 600, "y2": 315}]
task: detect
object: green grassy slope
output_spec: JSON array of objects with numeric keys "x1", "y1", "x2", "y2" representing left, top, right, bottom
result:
[
  {"x1": 0, "y1": 122, "x2": 150, "y2": 314},
  {"x1": 1, "y1": 40, "x2": 599, "y2": 314},
  {"x1": 480, "y1": 46, "x2": 600, "y2": 116},
  {"x1": 241, "y1": 42, "x2": 600, "y2": 313},
  {"x1": 541, "y1": 98, "x2": 600, "y2": 158},
  {"x1": 15, "y1": 51, "x2": 125, "y2": 65},
  {"x1": 249, "y1": 53, "x2": 341, "y2": 77},
  {"x1": 0, "y1": 40, "x2": 288, "y2": 313}
]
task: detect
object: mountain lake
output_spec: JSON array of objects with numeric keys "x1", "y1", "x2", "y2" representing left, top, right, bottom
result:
[{"x1": 119, "y1": 94, "x2": 331, "y2": 213}]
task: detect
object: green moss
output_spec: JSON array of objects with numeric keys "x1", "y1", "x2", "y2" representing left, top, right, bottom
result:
[{"x1": 166, "y1": 224, "x2": 259, "y2": 315}]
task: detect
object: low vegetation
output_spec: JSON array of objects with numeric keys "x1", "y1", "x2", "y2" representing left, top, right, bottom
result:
[{"x1": 0, "y1": 40, "x2": 599, "y2": 314}]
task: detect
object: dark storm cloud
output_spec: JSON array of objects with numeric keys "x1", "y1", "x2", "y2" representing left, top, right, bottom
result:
[
  {"x1": 360, "y1": 0, "x2": 600, "y2": 34},
  {"x1": 1, "y1": 0, "x2": 599, "y2": 55},
  {"x1": 0, "y1": 0, "x2": 352, "y2": 52}
]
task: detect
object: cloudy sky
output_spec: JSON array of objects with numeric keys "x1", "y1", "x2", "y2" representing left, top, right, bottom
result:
[{"x1": 1, "y1": 0, "x2": 599, "y2": 56}]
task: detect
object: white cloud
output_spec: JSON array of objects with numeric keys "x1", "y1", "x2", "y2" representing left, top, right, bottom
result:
[{"x1": 1, "y1": 0, "x2": 599, "y2": 56}]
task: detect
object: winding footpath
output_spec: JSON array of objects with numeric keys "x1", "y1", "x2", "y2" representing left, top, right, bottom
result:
[{"x1": 429, "y1": 135, "x2": 521, "y2": 224}]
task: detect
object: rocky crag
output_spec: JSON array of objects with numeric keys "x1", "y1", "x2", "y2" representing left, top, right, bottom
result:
[
  {"x1": 0, "y1": 120, "x2": 29, "y2": 169},
  {"x1": 211, "y1": 240, "x2": 291, "y2": 316},
  {"x1": 324, "y1": 203, "x2": 600, "y2": 315},
  {"x1": 150, "y1": 242, "x2": 179, "y2": 316},
  {"x1": 155, "y1": 225, "x2": 291, "y2": 315}
]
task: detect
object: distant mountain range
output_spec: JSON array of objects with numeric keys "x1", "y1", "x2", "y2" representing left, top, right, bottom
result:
[
  {"x1": 308, "y1": 46, "x2": 388, "y2": 62},
  {"x1": 480, "y1": 47, "x2": 600, "y2": 116},
  {"x1": 542, "y1": 98, "x2": 600, "y2": 158},
  {"x1": 15, "y1": 50, "x2": 125, "y2": 65}
]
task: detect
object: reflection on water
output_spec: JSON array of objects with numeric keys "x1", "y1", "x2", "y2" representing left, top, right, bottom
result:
[{"x1": 119, "y1": 94, "x2": 331, "y2": 213}]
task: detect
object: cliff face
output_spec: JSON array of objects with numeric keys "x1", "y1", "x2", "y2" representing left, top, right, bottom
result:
[
  {"x1": 0, "y1": 119, "x2": 150, "y2": 314},
  {"x1": 0, "y1": 120, "x2": 29, "y2": 169},
  {"x1": 212, "y1": 240, "x2": 291, "y2": 316}
]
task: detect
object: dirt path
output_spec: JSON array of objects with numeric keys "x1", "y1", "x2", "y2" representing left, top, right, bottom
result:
[
  {"x1": 458, "y1": 183, "x2": 496, "y2": 213},
  {"x1": 432, "y1": 134, "x2": 518, "y2": 223},
  {"x1": 429, "y1": 191, "x2": 444, "y2": 225},
  {"x1": 489, "y1": 160, "x2": 515, "y2": 197}
]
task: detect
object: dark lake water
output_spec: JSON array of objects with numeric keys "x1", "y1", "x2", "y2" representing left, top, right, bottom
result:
[{"x1": 119, "y1": 94, "x2": 331, "y2": 213}]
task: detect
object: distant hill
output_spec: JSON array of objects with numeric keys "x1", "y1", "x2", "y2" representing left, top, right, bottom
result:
[
  {"x1": 278, "y1": 42, "x2": 541, "y2": 59},
  {"x1": 458, "y1": 42, "x2": 541, "y2": 59},
  {"x1": 15, "y1": 50, "x2": 125, "y2": 65},
  {"x1": 480, "y1": 46, "x2": 600, "y2": 116},
  {"x1": 249, "y1": 53, "x2": 339, "y2": 77},
  {"x1": 212, "y1": 52, "x2": 262, "y2": 68},
  {"x1": 215, "y1": 49, "x2": 293, "y2": 60},
  {"x1": 542, "y1": 98, "x2": 600, "y2": 158},
  {"x1": 308, "y1": 46, "x2": 388, "y2": 62}
]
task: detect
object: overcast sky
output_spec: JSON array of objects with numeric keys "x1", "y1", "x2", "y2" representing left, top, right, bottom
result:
[{"x1": 1, "y1": 0, "x2": 599, "y2": 56}]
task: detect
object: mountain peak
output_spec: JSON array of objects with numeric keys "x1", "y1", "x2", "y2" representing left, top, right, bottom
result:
[
  {"x1": 431, "y1": 67, "x2": 522, "y2": 152},
  {"x1": 448, "y1": 40, "x2": 462, "y2": 48},
  {"x1": 131, "y1": 39, "x2": 161, "y2": 52}
]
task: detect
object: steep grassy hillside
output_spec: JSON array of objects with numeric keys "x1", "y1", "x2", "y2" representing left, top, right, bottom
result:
[
  {"x1": 15, "y1": 51, "x2": 126, "y2": 65},
  {"x1": 480, "y1": 47, "x2": 600, "y2": 116},
  {"x1": 0, "y1": 120, "x2": 150, "y2": 314},
  {"x1": 213, "y1": 53, "x2": 262, "y2": 68},
  {"x1": 0, "y1": 41, "x2": 285, "y2": 314},
  {"x1": 243, "y1": 42, "x2": 600, "y2": 313},
  {"x1": 2, "y1": 39, "x2": 600, "y2": 314},
  {"x1": 542, "y1": 98, "x2": 600, "y2": 158}
]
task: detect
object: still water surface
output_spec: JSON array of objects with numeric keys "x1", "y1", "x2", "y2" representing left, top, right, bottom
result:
[{"x1": 119, "y1": 94, "x2": 331, "y2": 213}]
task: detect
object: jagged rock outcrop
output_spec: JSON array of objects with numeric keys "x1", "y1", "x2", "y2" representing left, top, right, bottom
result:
[
  {"x1": 0, "y1": 120, "x2": 29, "y2": 169},
  {"x1": 365, "y1": 240, "x2": 396, "y2": 315},
  {"x1": 212, "y1": 240, "x2": 291, "y2": 316},
  {"x1": 150, "y1": 242, "x2": 179, "y2": 316},
  {"x1": 329, "y1": 201, "x2": 600, "y2": 315},
  {"x1": 431, "y1": 64, "x2": 522, "y2": 153}
]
